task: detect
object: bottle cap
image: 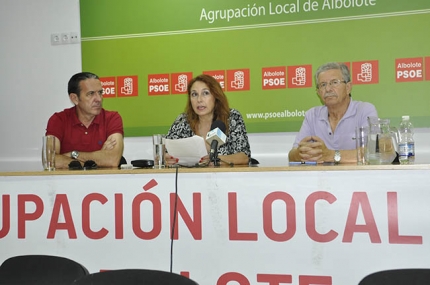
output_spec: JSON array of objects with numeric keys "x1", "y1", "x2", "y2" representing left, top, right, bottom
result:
[{"x1": 402, "y1": 115, "x2": 410, "y2": 121}]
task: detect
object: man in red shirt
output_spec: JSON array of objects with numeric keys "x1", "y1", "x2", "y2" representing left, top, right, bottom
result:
[{"x1": 46, "y1": 72, "x2": 124, "y2": 169}]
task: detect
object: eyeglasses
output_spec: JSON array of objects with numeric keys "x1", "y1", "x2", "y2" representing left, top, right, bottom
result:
[{"x1": 317, "y1": 79, "x2": 347, "y2": 90}]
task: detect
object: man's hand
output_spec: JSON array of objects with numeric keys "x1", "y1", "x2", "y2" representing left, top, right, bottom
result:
[
  {"x1": 102, "y1": 136, "x2": 117, "y2": 150},
  {"x1": 308, "y1": 136, "x2": 334, "y2": 162},
  {"x1": 296, "y1": 136, "x2": 322, "y2": 162},
  {"x1": 295, "y1": 136, "x2": 334, "y2": 163}
]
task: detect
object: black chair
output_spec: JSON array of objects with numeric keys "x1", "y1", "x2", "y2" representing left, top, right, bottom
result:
[
  {"x1": 118, "y1": 156, "x2": 127, "y2": 167},
  {"x1": 249, "y1": 157, "x2": 260, "y2": 165},
  {"x1": 0, "y1": 254, "x2": 89, "y2": 285},
  {"x1": 358, "y1": 268, "x2": 430, "y2": 285},
  {"x1": 72, "y1": 269, "x2": 199, "y2": 285}
]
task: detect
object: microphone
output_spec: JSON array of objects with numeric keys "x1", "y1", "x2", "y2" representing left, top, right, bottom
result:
[{"x1": 206, "y1": 120, "x2": 227, "y2": 165}]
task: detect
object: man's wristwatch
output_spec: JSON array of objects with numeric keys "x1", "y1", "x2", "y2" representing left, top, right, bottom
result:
[
  {"x1": 334, "y1": 150, "x2": 341, "y2": 164},
  {"x1": 71, "y1": 150, "x2": 79, "y2": 159}
]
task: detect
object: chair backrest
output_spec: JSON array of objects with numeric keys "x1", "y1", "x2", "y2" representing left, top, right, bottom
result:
[
  {"x1": 0, "y1": 255, "x2": 89, "y2": 285},
  {"x1": 118, "y1": 156, "x2": 127, "y2": 167},
  {"x1": 249, "y1": 157, "x2": 260, "y2": 165},
  {"x1": 358, "y1": 268, "x2": 430, "y2": 285},
  {"x1": 72, "y1": 269, "x2": 199, "y2": 285}
]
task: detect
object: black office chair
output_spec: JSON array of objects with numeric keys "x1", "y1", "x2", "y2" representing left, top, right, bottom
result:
[
  {"x1": 249, "y1": 157, "x2": 260, "y2": 165},
  {"x1": 118, "y1": 156, "x2": 127, "y2": 167},
  {"x1": 358, "y1": 268, "x2": 430, "y2": 285},
  {"x1": 72, "y1": 269, "x2": 199, "y2": 285},
  {"x1": 0, "y1": 254, "x2": 89, "y2": 285}
]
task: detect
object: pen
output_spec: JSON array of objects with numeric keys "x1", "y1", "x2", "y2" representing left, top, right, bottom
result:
[{"x1": 289, "y1": 161, "x2": 317, "y2": 166}]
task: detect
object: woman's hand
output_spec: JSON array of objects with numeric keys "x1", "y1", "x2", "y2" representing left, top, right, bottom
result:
[
  {"x1": 199, "y1": 154, "x2": 210, "y2": 165},
  {"x1": 165, "y1": 153, "x2": 179, "y2": 166}
]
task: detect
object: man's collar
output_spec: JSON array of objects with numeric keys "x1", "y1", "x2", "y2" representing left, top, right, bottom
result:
[
  {"x1": 319, "y1": 99, "x2": 355, "y2": 121},
  {"x1": 71, "y1": 106, "x2": 101, "y2": 126}
]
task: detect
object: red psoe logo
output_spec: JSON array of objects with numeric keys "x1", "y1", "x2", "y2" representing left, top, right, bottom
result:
[
  {"x1": 227, "y1": 69, "x2": 250, "y2": 92},
  {"x1": 203, "y1": 70, "x2": 226, "y2": 90},
  {"x1": 117, "y1": 75, "x2": 138, "y2": 97},
  {"x1": 262, "y1": 66, "x2": 286, "y2": 90},
  {"x1": 395, "y1": 57, "x2": 424, "y2": 82},
  {"x1": 171, "y1": 72, "x2": 193, "y2": 95},
  {"x1": 100, "y1": 77, "x2": 116, "y2": 98},
  {"x1": 352, "y1": 60, "x2": 379, "y2": 85},
  {"x1": 287, "y1": 65, "x2": 312, "y2": 88},
  {"x1": 148, "y1": 74, "x2": 170, "y2": 96}
]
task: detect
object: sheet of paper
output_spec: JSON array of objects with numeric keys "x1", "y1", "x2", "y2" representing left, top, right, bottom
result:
[{"x1": 165, "y1": 135, "x2": 208, "y2": 167}]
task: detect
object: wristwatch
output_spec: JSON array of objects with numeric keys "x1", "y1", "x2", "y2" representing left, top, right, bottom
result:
[
  {"x1": 71, "y1": 150, "x2": 79, "y2": 159},
  {"x1": 334, "y1": 150, "x2": 341, "y2": 164}
]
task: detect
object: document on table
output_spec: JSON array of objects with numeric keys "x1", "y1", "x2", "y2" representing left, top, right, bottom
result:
[{"x1": 165, "y1": 135, "x2": 208, "y2": 167}]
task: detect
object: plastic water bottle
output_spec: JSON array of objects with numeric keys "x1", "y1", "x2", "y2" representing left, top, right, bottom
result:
[{"x1": 398, "y1": 115, "x2": 415, "y2": 164}]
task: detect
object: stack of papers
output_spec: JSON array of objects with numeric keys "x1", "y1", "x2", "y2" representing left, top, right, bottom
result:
[{"x1": 165, "y1": 135, "x2": 208, "y2": 166}]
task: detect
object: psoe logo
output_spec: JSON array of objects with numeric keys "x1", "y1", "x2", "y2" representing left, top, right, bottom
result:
[
  {"x1": 148, "y1": 74, "x2": 170, "y2": 96},
  {"x1": 171, "y1": 72, "x2": 193, "y2": 95},
  {"x1": 117, "y1": 75, "x2": 138, "y2": 97},
  {"x1": 287, "y1": 65, "x2": 312, "y2": 88},
  {"x1": 203, "y1": 70, "x2": 226, "y2": 90},
  {"x1": 395, "y1": 57, "x2": 424, "y2": 83},
  {"x1": 352, "y1": 60, "x2": 379, "y2": 85},
  {"x1": 227, "y1": 69, "x2": 250, "y2": 92},
  {"x1": 99, "y1": 77, "x2": 116, "y2": 98},
  {"x1": 262, "y1": 66, "x2": 286, "y2": 90},
  {"x1": 357, "y1": 63, "x2": 373, "y2": 82}
]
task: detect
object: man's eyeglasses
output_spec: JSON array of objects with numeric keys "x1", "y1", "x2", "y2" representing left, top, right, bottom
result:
[{"x1": 317, "y1": 79, "x2": 347, "y2": 90}]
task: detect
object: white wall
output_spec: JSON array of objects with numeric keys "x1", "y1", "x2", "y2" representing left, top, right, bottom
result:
[
  {"x1": 0, "y1": 0, "x2": 81, "y2": 160},
  {"x1": 0, "y1": 0, "x2": 428, "y2": 172}
]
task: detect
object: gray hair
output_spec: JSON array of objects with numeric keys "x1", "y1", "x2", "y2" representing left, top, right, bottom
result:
[{"x1": 314, "y1": 62, "x2": 351, "y2": 86}]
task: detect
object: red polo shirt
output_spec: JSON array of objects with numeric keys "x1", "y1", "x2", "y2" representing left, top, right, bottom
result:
[{"x1": 46, "y1": 106, "x2": 124, "y2": 154}]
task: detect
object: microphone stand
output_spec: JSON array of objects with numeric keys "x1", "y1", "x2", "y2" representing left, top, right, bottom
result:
[
  {"x1": 208, "y1": 139, "x2": 233, "y2": 167},
  {"x1": 211, "y1": 155, "x2": 234, "y2": 167},
  {"x1": 210, "y1": 140, "x2": 221, "y2": 167},
  {"x1": 212, "y1": 153, "x2": 221, "y2": 167}
]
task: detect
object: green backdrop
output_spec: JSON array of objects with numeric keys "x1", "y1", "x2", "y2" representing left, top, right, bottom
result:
[{"x1": 80, "y1": 0, "x2": 430, "y2": 136}]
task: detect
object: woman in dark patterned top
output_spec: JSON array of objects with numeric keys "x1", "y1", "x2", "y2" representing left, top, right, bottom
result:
[{"x1": 165, "y1": 74, "x2": 251, "y2": 166}]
